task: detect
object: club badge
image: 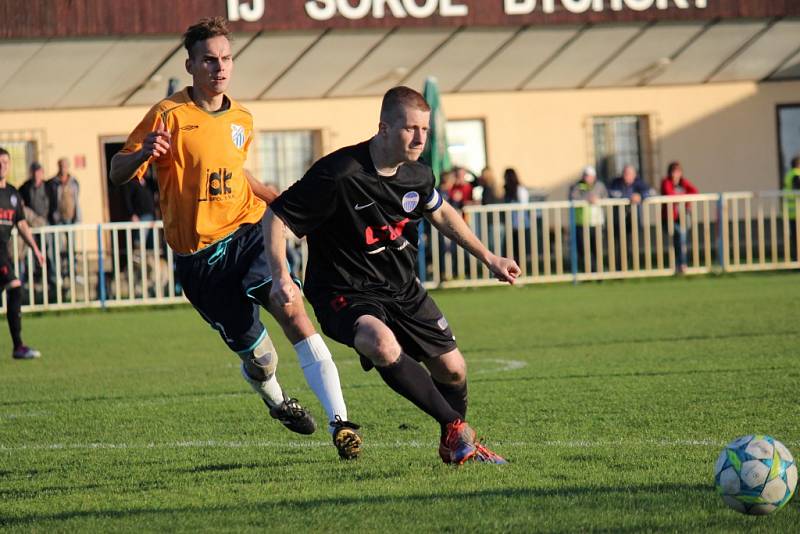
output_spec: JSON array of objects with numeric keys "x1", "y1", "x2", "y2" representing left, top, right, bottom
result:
[
  {"x1": 402, "y1": 191, "x2": 419, "y2": 213},
  {"x1": 231, "y1": 124, "x2": 245, "y2": 150}
]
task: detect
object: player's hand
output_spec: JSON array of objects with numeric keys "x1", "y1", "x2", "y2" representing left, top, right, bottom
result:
[
  {"x1": 487, "y1": 254, "x2": 520, "y2": 285},
  {"x1": 142, "y1": 116, "x2": 171, "y2": 161},
  {"x1": 270, "y1": 275, "x2": 296, "y2": 307}
]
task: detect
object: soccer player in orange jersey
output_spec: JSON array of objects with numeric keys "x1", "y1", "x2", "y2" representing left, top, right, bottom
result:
[{"x1": 109, "y1": 17, "x2": 361, "y2": 459}]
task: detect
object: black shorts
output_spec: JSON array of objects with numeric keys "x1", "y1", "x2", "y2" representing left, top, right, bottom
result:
[
  {"x1": 175, "y1": 219, "x2": 274, "y2": 354},
  {"x1": 312, "y1": 281, "x2": 457, "y2": 362},
  {"x1": 0, "y1": 252, "x2": 17, "y2": 288}
]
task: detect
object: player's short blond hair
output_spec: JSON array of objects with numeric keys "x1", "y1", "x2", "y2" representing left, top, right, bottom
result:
[
  {"x1": 380, "y1": 86, "x2": 431, "y2": 126},
  {"x1": 183, "y1": 17, "x2": 231, "y2": 59}
]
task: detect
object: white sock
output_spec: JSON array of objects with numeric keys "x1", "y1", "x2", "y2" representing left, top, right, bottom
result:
[
  {"x1": 240, "y1": 363, "x2": 284, "y2": 407},
  {"x1": 294, "y1": 334, "x2": 347, "y2": 433}
]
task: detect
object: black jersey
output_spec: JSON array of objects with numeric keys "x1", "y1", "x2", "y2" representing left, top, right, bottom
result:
[
  {"x1": 0, "y1": 184, "x2": 25, "y2": 245},
  {"x1": 270, "y1": 141, "x2": 443, "y2": 304}
]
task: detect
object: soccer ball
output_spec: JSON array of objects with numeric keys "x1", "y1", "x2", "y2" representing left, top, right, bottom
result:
[{"x1": 714, "y1": 434, "x2": 797, "y2": 515}]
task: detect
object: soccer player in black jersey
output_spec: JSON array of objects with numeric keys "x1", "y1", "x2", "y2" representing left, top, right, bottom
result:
[
  {"x1": 264, "y1": 87, "x2": 520, "y2": 465},
  {"x1": 0, "y1": 147, "x2": 45, "y2": 360}
]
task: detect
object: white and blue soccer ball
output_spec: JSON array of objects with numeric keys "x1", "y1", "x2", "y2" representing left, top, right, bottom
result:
[{"x1": 714, "y1": 434, "x2": 797, "y2": 515}]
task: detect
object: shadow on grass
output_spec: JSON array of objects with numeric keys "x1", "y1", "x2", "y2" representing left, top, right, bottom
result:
[
  {"x1": 2, "y1": 482, "x2": 714, "y2": 526},
  {"x1": 4, "y1": 360, "x2": 797, "y2": 407}
]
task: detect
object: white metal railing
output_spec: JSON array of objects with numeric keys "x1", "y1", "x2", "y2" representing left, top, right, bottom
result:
[
  {"x1": 4, "y1": 221, "x2": 184, "y2": 312},
  {"x1": 2, "y1": 190, "x2": 798, "y2": 312},
  {"x1": 420, "y1": 191, "x2": 800, "y2": 288}
]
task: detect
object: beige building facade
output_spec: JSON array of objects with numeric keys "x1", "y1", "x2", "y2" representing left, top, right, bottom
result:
[
  {"x1": 1, "y1": 0, "x2": 798, "y2": 224},
  {"x1": 1, "y1": 79, "x2": 797, "y2": 225}
]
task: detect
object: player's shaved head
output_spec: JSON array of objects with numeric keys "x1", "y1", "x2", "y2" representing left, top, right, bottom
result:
[
  {"x1": 183, "y1": 17, "x2": 231, "y2": 59},
  {"x1": 380, "y1": 86, "x2": 431, "y2": 126}
]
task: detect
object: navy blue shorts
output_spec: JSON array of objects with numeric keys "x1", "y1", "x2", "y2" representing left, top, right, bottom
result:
[{"x1": 175, "y1": 219, "x2": 274, "y2": 354}]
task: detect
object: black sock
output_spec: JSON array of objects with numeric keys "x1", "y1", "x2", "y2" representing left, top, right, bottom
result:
[
  {"x1": 376, "y1": 353, "x2": 460, "y2": 426},
  {"x1": 434, "y1": 380, "x2": 468, "y2": 441},
  {"x1": 6, "y1": 286, "x2": 23, "y2": 349}
]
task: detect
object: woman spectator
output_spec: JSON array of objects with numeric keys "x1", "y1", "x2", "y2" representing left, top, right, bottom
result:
[
  {"x1": 503, "y1": 168, "x2": 530, "y2": 261},
  {"x1": 660, "y1": 161, "x2": 698, "y2": 273},
  {"x1": 475, "y1": 167, "x2": 499, "y2": 205}
]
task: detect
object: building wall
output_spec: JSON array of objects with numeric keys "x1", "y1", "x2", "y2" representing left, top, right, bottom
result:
[{"x1": 0, "y1": 79, "x2": 797, "y2": 225}]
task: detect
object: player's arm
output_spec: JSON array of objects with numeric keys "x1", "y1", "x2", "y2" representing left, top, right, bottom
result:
[
  {"x1": 426, "y1": 200, "x2": 520, "y2": 284},
  {"x1": 245, "y1": 170, "x2": 278, "y2": 205},
  {"x1": 110, "y1": 117, "x2": 171, "y2": 186},
  {"x1": 263, "y1": 209, "x2": 295, "y2": 306},
  {"x1": 15, "y1": 219, "x2": 44, "y2": 267}
]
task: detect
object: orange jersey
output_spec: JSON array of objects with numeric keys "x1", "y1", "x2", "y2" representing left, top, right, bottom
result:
[{"x1": 120, "y1": 88, "x2": 265, "y2": 254}]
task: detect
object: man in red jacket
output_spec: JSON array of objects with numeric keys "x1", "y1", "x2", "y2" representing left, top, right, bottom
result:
[{"x1": 660, "y1": 161, "x2": 698, "y2": 273}]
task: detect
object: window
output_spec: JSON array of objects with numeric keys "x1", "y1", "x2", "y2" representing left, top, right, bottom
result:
[
  {"x1": 592, "y1": 115, "x2": 652, "y2": 185},
  {"x1": 0, "y1": 138, "x2": 38, "y2": 186},
  {"x1": 446, "y1": 119, "x2": 487, "y2": 178},
  {"x1": 777, "y1": 104, "x2": 800, "y2": 185},
  {"x1": 257, "y1": 130, "x2": 320, "y2": 191}
]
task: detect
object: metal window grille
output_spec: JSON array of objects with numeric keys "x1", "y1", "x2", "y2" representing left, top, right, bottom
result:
[
  {"x1": 257, "y1": 131, "x2": 317, "y2": 191},
  {"x1": 592, "y1": 116, "x2": 649, "y2": 185},
  {"x1": 0, "y1": 135, "x2": 40, "y2": 187}
]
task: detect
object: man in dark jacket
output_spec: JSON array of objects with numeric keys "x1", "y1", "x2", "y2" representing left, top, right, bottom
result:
[{"x1": 609, "y1": 165, "x2": 651, "y2": 270}]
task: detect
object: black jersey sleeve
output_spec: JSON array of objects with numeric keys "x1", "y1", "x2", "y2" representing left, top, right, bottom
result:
[
  {"x1": 269, "y1": 162, "x2": 338, "y2": 238},
  {"x1": 12, "y1": 191, "x2": 24, "y2": 225}
]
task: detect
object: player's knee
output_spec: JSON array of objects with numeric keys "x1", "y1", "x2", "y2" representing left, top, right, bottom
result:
[
  {"x1": 270, "y1": 301, "x2": 315, "y2": 342},
  {"x1": 430, "y1": 351, "x2": 466, "y2": 384},
  {"x1": 239, "y1": 334, "x2": 278, "y2": 380},
  {"x1": 354, "y1": 326, "x2": 400, "y2": 366}
]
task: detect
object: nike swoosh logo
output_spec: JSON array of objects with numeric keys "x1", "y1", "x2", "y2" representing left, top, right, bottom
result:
[{"x1": 354, "y1": 202, "x2": 375, "y2": 210}]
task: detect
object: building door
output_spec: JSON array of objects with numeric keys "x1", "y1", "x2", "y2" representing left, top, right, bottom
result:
[{"x1": 100, "y1": 138, "x2": 130, "y2": 222}]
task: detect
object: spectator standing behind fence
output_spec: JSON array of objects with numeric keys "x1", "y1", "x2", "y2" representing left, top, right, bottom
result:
[
  {"x1": 660, "y1": 161, "x2": 698, "y2": 274},
  {"x1": 503, "y1": 168, "x2": 530, "y2": 263},
  {"x1": 46, "y1": 158, "x2": 81, "y2": 294},
  {"x1": 569, "y1": 166, "x2": 607, "y2": 272},
  {"x1": 48, "y1": 158, "x2": 81, "y2": 226},
  {"x1": 473, "y1": 167, "x2": 499, "y2": 250},
  {"x1": 447, "y1": 166, "x2": 474, "y2": 212},
  {"x1": 124, "y1": 174, "x2": 156, "y2": 224},
  {"x1": 123, "y1": 172, "x2": 157, "y2": 250},
  {"x1": 609, "y1": 165, "x2": 650, "y2": 268},
  {"x1": 19, "y1": 162, "x2": 56, "y2": 296},
  {"x1": 475, "y1": 167, "x2": 499, "y2": 205},
  {"x1": 783, "y1": 156, "x2": 799, "y2": 261}
]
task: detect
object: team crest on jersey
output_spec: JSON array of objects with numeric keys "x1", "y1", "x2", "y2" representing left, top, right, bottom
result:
[
  {"x1": 9, "y1": 195, "x2": 17, "y2": 208},
  {"x1": 402, "y1": 191, "x2": 419, "y2": 212},
  {"x1": 231, "y1": 124, "x2": 246, "y2": 150}
]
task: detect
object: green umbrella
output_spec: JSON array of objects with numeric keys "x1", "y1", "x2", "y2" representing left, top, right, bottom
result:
[{"x1": 421, "y1": 77, "x2": 451, "y2": 186}]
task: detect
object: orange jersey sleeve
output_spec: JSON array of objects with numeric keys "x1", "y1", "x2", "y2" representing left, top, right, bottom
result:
[{"x1": 119, "y1": 103, "x2": 167, "y2": 183}]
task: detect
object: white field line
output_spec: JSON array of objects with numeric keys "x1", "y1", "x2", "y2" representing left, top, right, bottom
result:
[
  {"x1": 4, "y1": 438, "x2": 796, "y2": 453},
  {"x1": 0, "y1": 411, "x2": 50, "y2": 419}
]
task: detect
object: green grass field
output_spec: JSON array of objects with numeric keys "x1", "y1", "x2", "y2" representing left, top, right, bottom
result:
[{"x1": 1, "y1": 272, "x2": 799, "y2": 532}]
